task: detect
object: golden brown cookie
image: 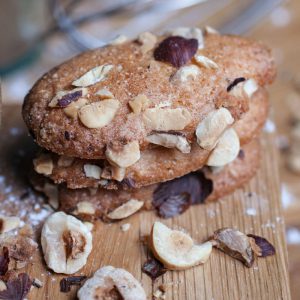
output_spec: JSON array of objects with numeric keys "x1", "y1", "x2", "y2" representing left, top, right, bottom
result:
[
  {"x1": 34, "y1": 89, "x2": 268, "y2": 190},
  {"x1": 23, "y1": 30, "x2": 275, "y2": 161}
]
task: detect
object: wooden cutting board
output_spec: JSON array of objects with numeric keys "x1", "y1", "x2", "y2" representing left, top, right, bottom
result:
[{"x1": 0, "y1": 105, "x2": 291, "y2": 300}]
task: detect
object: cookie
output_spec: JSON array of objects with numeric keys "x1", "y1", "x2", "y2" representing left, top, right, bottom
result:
[
  {"x1": 32, "y1": 139, "x2": 260, "y2": 221},
  {"x1": 23, "y1": 29, "x2": 275, "y2": 161},
  {"x1": 34, "y1": 88, "x2": 268, "y2": 190}
]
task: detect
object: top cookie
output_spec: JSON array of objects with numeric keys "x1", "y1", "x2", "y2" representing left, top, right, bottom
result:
[{"x1": 23, "y1": 28, "x2": 275, "y2": 160}]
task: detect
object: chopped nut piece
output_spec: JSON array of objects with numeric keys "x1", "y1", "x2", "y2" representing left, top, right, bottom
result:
[
  {"x1": 42, "y1": 183, "x2": 59, "y2": 209},
  {"x1": 63, "y1": 98, "x2": 88, "y2": 119},
  {"x1": 150, "y1": 222, "x2": 212, "y2": 270},
  {"x1": 142, "y1": 258, "x2": 167, "y2": 279},
  {"x1": 78, "y1": 99, "x2": 120, "y2": 129},
  {"x1": 143, "y1": 107, "x2": 192, "y2": 131},
  {"x1": 206, "y1": 128, "x2": 240, "y2": 167},
  {"x1": 107, "y1": 199, "x2": 143, "y2": 220},
  {"x1": 77, "y1": 266, "x2": 146, "y2": 300},
  {"x1": 248, "y1": 234, "x2": 276, "y2": 257},
  {"x1": 0, "y1": 280, "x2": 6, "y2": 291},
  {"x1": 72, "y1": 64, "x2": 114, "y2": 87},
  {"x1": 173, "y1": 65, "x2": 200, "y2": 82},
  {"x1": 32, "y1": 278, "x2": 43, "y2": 288},
  {"x1": 0, "y1": 216, "x2": 20, "y2": 234},
  {"x1": 19, "y1": 224, "x2": 34, "y2": 237},
  {"x1": 213, "y1": 228, "x2": 254, "y2": 267},
  {"x1": 111, "y1": 165, "x2": 126, "y2": 182},
  {"x1": 57, "y1": 156, "x2": 75, "y2": 167},
  {"x1": 154, "y1": 36, "x2": 198, "y2": 68},
  {"x1": 194, "y1": 55, "x2": 218, "y2": 69},
  {"x1": 129, "y1": 94, "x2": 150, "y2": 114},
  {"x1": 75, "y1": 202, "x2": 96, "y2": 215},
  {"x1": 120, "y1": 223, "x2": 131, "y2": 232},
  {"x1": 196, "y1": 108, "x2": 234, "y2": 150},
  {"x1": 33, "y1": 154, "x2": 53, "y2": 175},
  {"x1": 109, "y1": 34, "x2": 128, "y2": 45},
  {"x1": 227, "y1": 77, "x2": 246, "y2": 92},
  {"x1": 138, "y1": 31, "x2": 157, "y2": 53},
  {"x1": 204, "y1": 26, "x2": 219, "y2": 35},
  {"x1": 243, "y1": 79, "x2": 259, "y2": 98},
  {"x1": 146, "y1": 132, "x2": 191, "y2": 153},
  {"x1": 229, "y1": 78, "x2": 258, "y2": 99},
  {"x1": 41, "y1": 212, "x2": 92, "y2": 274},
  {"x1": 95, "y1": 88, "x2": 114, "y2": 99},
  {"x1": 83, "y1": 164, "x2": 102, "y2": 179},
  {"x1": 48, "y1": 88, "x2": 87, "y2": 107},
  {"x1": 106, "y1": 141, "x2": 140, "y2": 168},
  {"x1": 60, "y1": 275, "x2": 87, "y2": 293},
  {"x1": 171, "y1": 27, "x2": 204, "y2": 49}
]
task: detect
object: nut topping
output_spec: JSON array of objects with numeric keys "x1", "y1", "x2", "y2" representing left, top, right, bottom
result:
[
  {"x1": 170, "y1": 27, "x2": 204, "y2": 49},
  {"x1": 83, "y1": 164, "x2": 102, "y2": 179},
  {"x1": 0, "y1": 215, "x2": 20, "y2": 234},
  {"x1": 95, "y1": 88, "x2": 114, "y2": 99},
  {"x1": 109, "y1": 34, "x2": 128, "y2": 45},
  {"x1": 129, "y1": 94, "x2": 150, "y2": 114},
  {"x1": 194, "y1": 55, "x2": 218, "y2": 69},
  {"x1": 41, "y1": 212, "x2": 92, "y2": 274},
  {"x1": 107, "y1": 199, "x2": 144, "y2": 220},
  {"x1": 196, "y1": 108, "x2": 234, "y2": 150},
  {"x1": 229, "y1": 78, "x2": 258, "y2": 98},
  {"x1": 173, "y1": 65, "x2": 200, "y2": 82},
  {"x1": 146, "y1": 132, "x2": 191, "y2": 153},
  {"x1": 150, "y1": 222, "x2": 212, "y2": 270},
  {"x1": 111, "y1": 165, "x2": 126, "y2": 182},
  {"x1": 74, "y1": 202, "x2": 96, "y2": 216},
  {"x1": 154, "y1": 36, "x2": 198, "y2": 68},
  {"x1": 143, "y1": 107, "x2": 192, "y2": 131},
  {"x1": 33, "y1": 154, "x2": 53, "y2": 175},
  {"x1": 72, "y1": 64, "x2": 114, "y2": 87},
  {"x1": 77, "y1": 266, "x2": 146, "y2": 300},
  {"x1": 42, "y1": 183, "x2": 59, "y2": 209},
  {"x1": 78, "y1": 99, "x2": 120, "y2": 129},
  {"x1": 106, "y1": 141, "x2": 140, "y2": 168},
  {"x1": 48, "y1": 88, "x2": 87, "y2": 107},
  {"x1": 138, "y1": 31, "x2": 157, "y2": 53},
  {"x1": 204, "y1": 26, "x2": 219, "y2": 35},
  {"x1": 63, "y1": 97, "x2": 88, "y2": 119},
  {"x1": 206, "y1": 128, "x2": 240, "y2": 166}
]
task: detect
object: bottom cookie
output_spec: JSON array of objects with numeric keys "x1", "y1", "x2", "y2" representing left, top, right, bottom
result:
[{"x1": 32, "y1": 139, "x2": 260, "y2": 221}]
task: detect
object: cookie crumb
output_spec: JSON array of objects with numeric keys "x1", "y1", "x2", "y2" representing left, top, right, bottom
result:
[{"x1": 120, "y1": 223, "x2": 131, "y2": 232}]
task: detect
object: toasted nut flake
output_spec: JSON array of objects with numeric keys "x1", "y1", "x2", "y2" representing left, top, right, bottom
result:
[
  {"x1": 247, "y1": 234, "x2": 276, "y2": 257},
  {"x1": 213, "y1": 228, "x2": 254, "y2": 267},
  {"x1": 57, "y1": 156, "x2": 75, "y2": 167},
  {"x1": 72, "y1": 64, "x2": 114, "y2": 87},
  {"x1": 107, "y1": 199, "x2": 144, "y2": 220},
  {"x1": 204, "y1": 26, "x2": 219, "y2": 35},
  {"x1": 95, "y1": 88, "x2": 114, "y2": 99},
  {"x1": 111, "y1": 165, "x2": 126, "y2": 182},
  {"x1": 43, "y1": 183, "x2": 59, "y2": 209},
  {"x1": 171, "y1": 27, "x2": 204, "y2": 49},
  {"x1": 48, "y1": 88, "x2": 87, "y2": 107},
  {"x1": 243, "y1": 79, "x2": 258, "y2": 98},
  {"x1": 120, "y1": 223, "x2": 131, "y2": 231},
  {"x1": 143, "y1": 107, "x2": 192, "y2": 131},
  {"x1": 146, "y1": 132, "x2": 191, "y2": 153},
  {"x1": 75, "y1": 202, "x2": 96, "y2": 215},
  {"x1": 196, "y1": 108, "x2": 234, "y2": 150},
  {"x1": 229, "y1": 78, "x2": 258, "y2": 99},
  {"x1": 78, "y1": 99, "x2": 120, "y2": 129},
  {"x1": 138, "y1": 31, "x2": 157, "y2": 53},
  {"x1": 0, "y1": 215, "x2": 20, "y2": 233},
  {"x1": 41, "y1": 212, "x2": 92, "y2": 274},
  {"x1": 129, "y1": 94, "x2": 150, "y2": 114},
  {"x1": 194, "y1": 55, "x2": 218, "y2": 69},
  {"x1": 83, "y1": 164, "x2": 102, "y2": 179},
  {"x1": 83, "y1": 222, "x2": 94, "y2": 231},
  {"x1": 33, "y1": 154, "x2": 53, "y2": 175},
  {"x1": 63, "y1": 98, "x2": 88, "y2": 119},
  {"x1": 0, "y1": 280, "x2": 6, "y2": 291},
  {"x1": 150, "y1": 222, "x2": 212, "y2": 270},
  {"x1": 106, "y1": 141, "x2": 140, "y2": 168},
  {"x1": 207, "y1": 128, "x2": 240, "y2": 166},
  {"x1": 109, "y1": 34, "x2": 128, "y2": 45},
  {"x1": 78, "y1": 266, "x2": 146, "y2": 300},
  {"x1": 173, "y1": 65, "x2": 200, "y2": 82}
]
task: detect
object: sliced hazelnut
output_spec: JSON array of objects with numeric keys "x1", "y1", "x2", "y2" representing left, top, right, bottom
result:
[
  {"x1": 48, "y1": 88, "x2": 87, "y2": 107},
  {"x1": 111, "y1": 165, "x2": 126, "y2": 182},
  {"x1": 229, "y1": 78, "x2": 258, "y2": 99},
  {"x1": 196, "y1": 108, "x2": 234, "y2": 150},
  {"x1": 72, "y1": 64, "x2": 114, "y2": 87},
  {"x1": 57, "y1": 156, "x2": 75, "y2": 167},
  {"x1": 170, "y1": 27, "x2": 204, "y2": 49},
  {"x1": 243, "y1": 79, "x2": 259, "y2": 98},
  {"x1": 106, "y1": 141, "x2": 140, "y2": 168},
  {"x1": 150, "y1": 222, "x2": 212, "y2": 270},
  {"x1": 146, "y1": 132, "x2": 191, "y2": 153},
  {"x1": 212, "y1": 228, "x2": 254, "y2": 267},
  {"x1": 206, "y1": 128, "x2": 240, "y2": 166},
  {"x1": 107, "y1": 199, "x2": 144, "y2": 220},
  {"x1": 129, "y1": 94, "x2": 150, "y2": 114},
  {"x1": 74, "y1": 201, "x2": 96, "y2": 215},
  {"x1": 173, "y1": 65, "x2": 200, "y2": 82},
  {"x1": 41, "y1": 212, "x2": 92, "y2": 274},
  {"x1": 0, "y1": 215, "x2": 20, "y2": 233},
  {"x1": 83, "y1": 164, "x2": 102, "y2": 179},
  {"x1": 33, "y1": 154, "x2": 53, "y2": 175},
  {"x1": 78, "y1": 99, "x2": 120, "y2": 129},
  {"x1": 77, "y1": 266, "x2": 146, "y2": 300},
  {"x1": 95, "y1": 88, "x2": 114, "y2": 99},
  {"x1": 204, "y1": 26, "x2": 219, "y2": 35},
  {"x1": 43, "y1": 183, "x2": 59, "y2": 209},
  {"x1": 143, "y1": 107, "x2": 192, "y2": 131},
  {"x1": 63, "y1": 98, "x2": 88, "y2": 119},
  {"x1": 138, "y1": 31, "x2": 157, "y2": 54},
  {"x1": 194, "y1": 55, "x2": 218, "y2": 69},
  {"x1": 109, "y1": 34, "x2": 128, "y2": 45}
]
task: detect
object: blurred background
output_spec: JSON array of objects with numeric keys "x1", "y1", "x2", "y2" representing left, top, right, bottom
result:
[{"x1": 1, "y1": 0, "x2": 300, "y2": 297}]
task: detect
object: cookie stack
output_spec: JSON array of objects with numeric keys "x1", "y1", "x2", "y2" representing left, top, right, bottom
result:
[{"x1": 23, "y1": 27, "x2": 275, "y2": 221}]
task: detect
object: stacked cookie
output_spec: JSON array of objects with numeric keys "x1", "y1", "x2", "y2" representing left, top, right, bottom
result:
[{"x1": 23, "y1": 27, "x2": 276, "y2": 221}]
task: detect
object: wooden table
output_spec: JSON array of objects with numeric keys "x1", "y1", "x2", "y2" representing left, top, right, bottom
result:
[{"x1": 0, "y1": 105, "x2": 291, "y2": 299}]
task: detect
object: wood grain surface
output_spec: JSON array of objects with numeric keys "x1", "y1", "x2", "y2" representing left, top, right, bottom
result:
[{"x1": 0, "y1": 105, "x2": 291, "y2": 299}]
